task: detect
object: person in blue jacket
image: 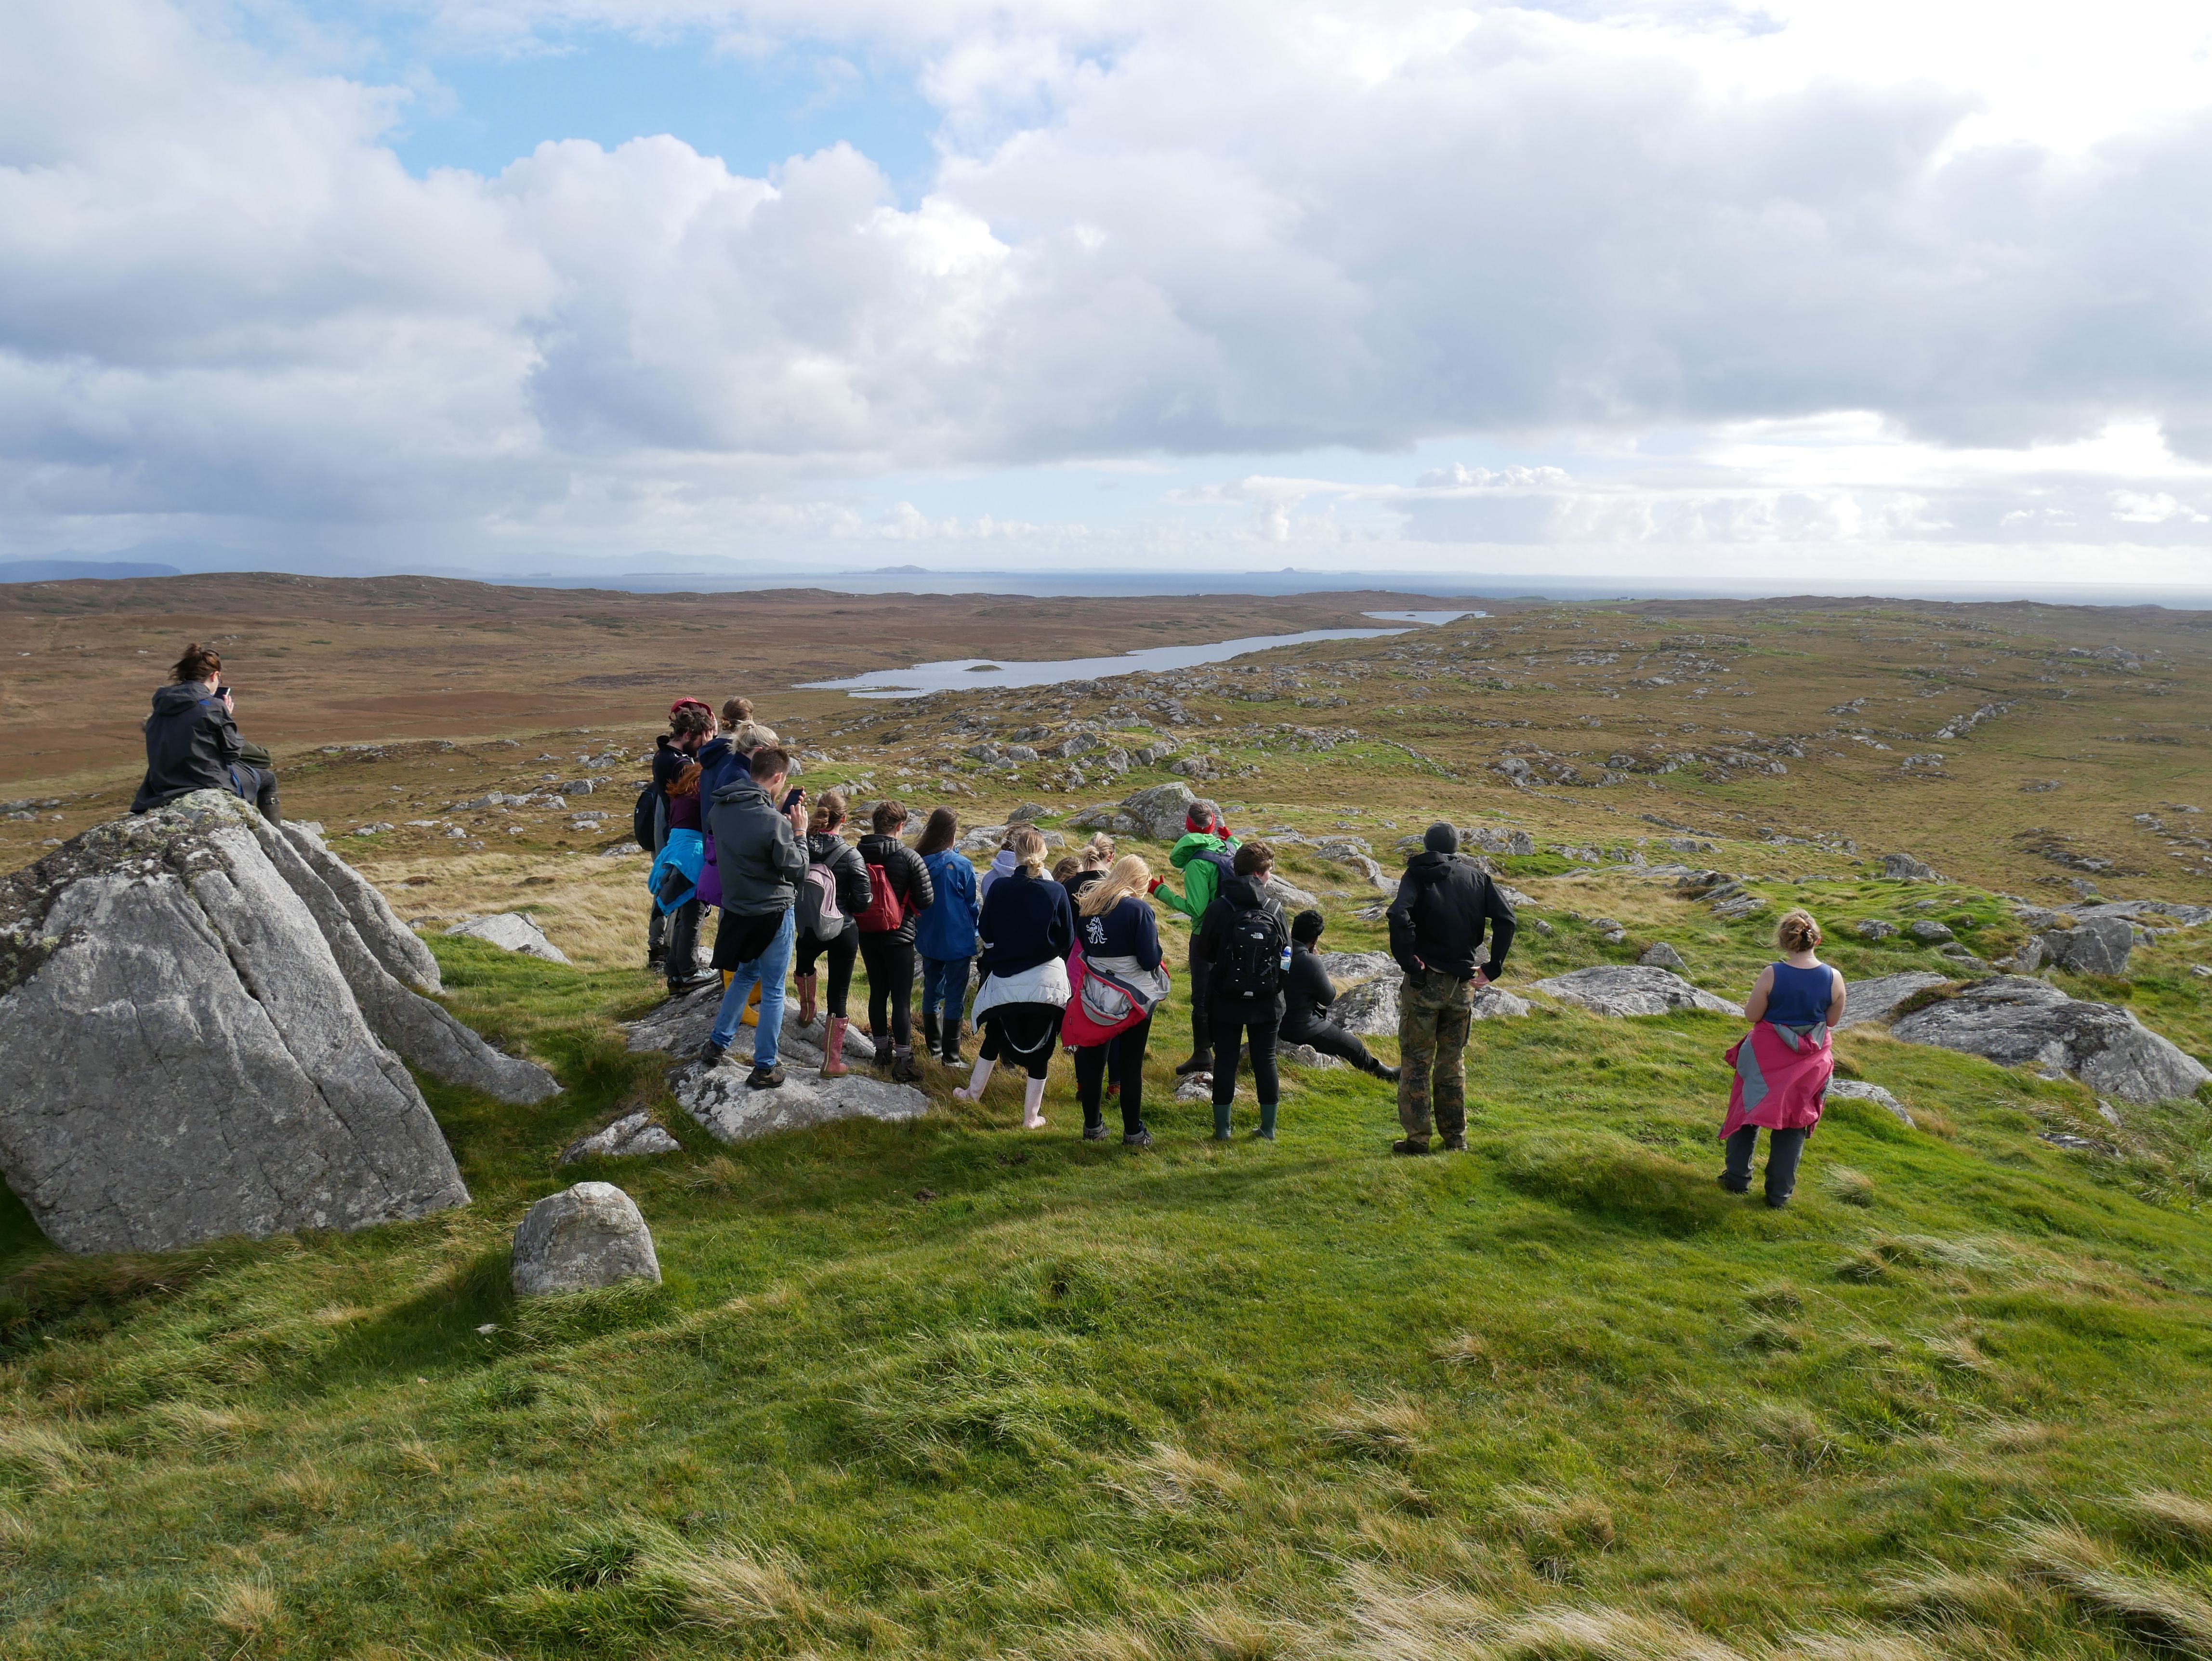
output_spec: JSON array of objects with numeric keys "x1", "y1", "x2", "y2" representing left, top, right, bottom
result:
[{"x1": 914, "y1": 806, "x2": 982, "y2": 1067}]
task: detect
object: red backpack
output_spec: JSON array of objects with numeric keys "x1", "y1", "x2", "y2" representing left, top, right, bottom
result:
[{"x1": 856, "y1": 852, "x2": 906, "y2": 934}]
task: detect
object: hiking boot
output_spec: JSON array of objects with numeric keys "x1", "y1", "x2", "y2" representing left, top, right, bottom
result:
[
  {"x1": 1081, "y1": 1122, "x2": 1110, "y2": 1141},
  {"x1": 1391, "y1": 1137, "x2": 1432, "y2": 1157},
  {"x1": 1441, "y1": 1134, "x2": 1467, "y2": 1152},
  {"x1": 1764, "y1": 1194, "x2": 1791, "y2": 1210},
  {"x1": 668, "y1": 968, "x2": 718, "y2": 994},
  {"x1": 746, "y1": 1064, "x2": 786, "y2": 1090},
  {"x1": 697, "y1": 1040, "x2": 727, "y2": 1068},
  {"x1": 1379, "y1": 1064, "x2": 1403, "y2": 1084},
  {"x1": 891, "y1": 1047, "x2": 923, "y2": 1084},
  {"x1": 922, "y1": 1011, "x2": 941, "y2": 1056},
  {"x1": 1718, "y1": 1175, "x2": 1751, "y2": 1195},
  {"x1": 940, "y1": 1036, "x2": 966, "y2": 1068},
  {"x1": 872, "y1": 1038, "x2": 894, "y2": 1070},
  {"x1": 1121, "y1": 1129, "x2": 1155, "y2": 1149},
  {"x1": 1174, "y1": 1054, "x2": 1211, "y2": 1076}
]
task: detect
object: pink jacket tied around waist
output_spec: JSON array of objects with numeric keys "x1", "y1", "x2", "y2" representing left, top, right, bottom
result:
[{"x1": 1721, "y1": 1021, "x2": 1834, "y2": 1139}]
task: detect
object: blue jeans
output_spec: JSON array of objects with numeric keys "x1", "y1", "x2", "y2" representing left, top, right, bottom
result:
[
  {"x1": 920, "y1": 954, "x2": 972, "y2": 1030},
  {"x1": 711, "y1": 908, "x2": 795, "y2": 1065}
]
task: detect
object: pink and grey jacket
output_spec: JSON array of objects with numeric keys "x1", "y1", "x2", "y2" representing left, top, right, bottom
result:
[{"x1": 1720, "y1": 1020, "x2": 1834, "y2": 1138}]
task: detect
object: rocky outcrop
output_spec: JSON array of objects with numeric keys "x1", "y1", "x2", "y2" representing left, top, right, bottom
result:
[
  {"x1": 1889, "y1": 976, "x2": 2210, "y2": 1105},
  {"x1": 445, "y1": 912, "x2": 570, "y2": 965},
  {"x1": 0, "y1": 791, "x2": 471, "y2": 1254},
  {"x1": 623, "y1": 982, "x2": 876, "y2": 1067},
  {"x1": 511, "y1": 1183, "x2": 661, "y2": 1296},
  {"x1": 1882, "y1": 854, "x2": 1943, "y2": 882},
  {"x1": 281, "y1": 821, "x2": 442, "y2": 990},
  {"x1": 1531, "y1": 965, "x2": 1741, "y2": 1018},
  {"x1": 257, "y1": 820, "x2": 559, "y2": 1106},
  {"x1": 1834, "y1": 971, "x2": 1949, "y2": 1029},
  {"x1": 1317, "y1": 950, "x2": 1398, "y2": 986},
  {"x1": 675, "y1": 1060, "x2": 931, "y2": 1144},
  {"x1": 1119, "y1": 783, "x2": 1201, "y2": 841},
  {"x1": 2030, "y1": 915, "x2": 2135, "y2": 977},
  {"x1": 1330, "y1": 975, "x2": 1529, "y2": 1036}
]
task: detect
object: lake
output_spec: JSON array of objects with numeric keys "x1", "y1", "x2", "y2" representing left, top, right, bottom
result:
[{"x1": 800, "y1": 627, "x2": 1410, "y2": 699}]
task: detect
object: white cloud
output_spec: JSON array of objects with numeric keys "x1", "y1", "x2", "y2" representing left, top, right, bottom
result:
[{"x1": 5, "y1": 0, "x2": 2212, "y2": 571}]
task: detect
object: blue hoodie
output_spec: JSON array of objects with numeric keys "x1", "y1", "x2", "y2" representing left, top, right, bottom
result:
[{"x1": 916, "y1": 848, "x2": 981, "y2": 960}]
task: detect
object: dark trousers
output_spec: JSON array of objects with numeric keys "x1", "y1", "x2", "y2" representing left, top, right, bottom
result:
[
  {"x1": 1284, "y1": 1020, "x2": 1376, "y2": 1071},
  {"x1": 920, "y1": 954, "x2": 972, "y2": 1032},
  {"x1": 646, "y1": 905, "x2": 668, "y2": 962},
  {"x1": 1724, "y1": 1125, "x2": 1810, "y2": 1203},
  {"x1": 795, "y1": 928, "x2": 858, "y2": 1017},
  {"x1": 1075, "y1": 1015, "x2": 1150, "y2": 1137},
  {"x1": 1210, "y1": 1001, "x2": 1279, "y2": 1107},
  {"x1": 1186, "y1": 945, "x2": 1215, "y2": 1065},
  {"x1": 236, "y1": 765, "x2": 281, "y2": 825},
  {"x1": 664, "y1": 898, "x2": 701, "y2": 978},
  {"x1": 860, "y1": 934, "x2": 917, "y2": 1045},
  {"x1": 980, "y1": 1004, "x2": 1061, "y2": 1080}
]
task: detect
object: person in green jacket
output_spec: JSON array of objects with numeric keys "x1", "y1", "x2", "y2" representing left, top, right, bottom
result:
[{"x1": 1147, "y1": 799, "x2": 1240, "y2": 1075}]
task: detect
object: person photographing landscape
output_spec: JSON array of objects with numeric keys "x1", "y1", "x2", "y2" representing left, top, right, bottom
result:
[
  {"x1": 131, "y1": 643, "x2": 281, "y2": 823},
  {"x1": 1194, "y1": 841, "x2": 1289, "y2": 1141},
  {"x1": 1721, "y1": 909, "x2": 1846, "y2": 1208},
  {"x1": 1386, "y1": 823, "x2": 1516, "y2": 1155},
  {"x1": 700, "y1": 744, "x2": 809, "y2": 1088},
  {"x1": 1150, "y1": 799, "x2": 1238, "y2": 1078}
]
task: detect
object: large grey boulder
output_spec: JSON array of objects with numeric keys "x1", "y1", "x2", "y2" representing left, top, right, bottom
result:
[
  {"x1": 511, "y1": 1182, "x2": 661, "y2": 1297},
  {"x1": 675, "y1": 1060, "x2": 931, "y2": 1144},
  {"x1": 0, "y1": 791, "x2": 470, "y2": 1253},
  {"x1": 1265, "y1": 873, "x2": 1320, "y2": 911},
  {"x1": 1825, "y1": 1079, "x2": 1914, "y2": 1128},
  {"x1": 280, "y1": 821, "x2": 442, "y2": 990},
  {"x1": 1835, "y1": 971, "x2": 1950, "y2": 1029},
  {"x1": 1531, "y1": 964, "x2": 1741, "y2": 1017},
  {"x1": 254, "y1": 818, "x2": 559, "y2": 1106},
  {"x1": 1317, "y1": 950, "x2": 1399, "y2": 986},
  {"x1": 1119, "y1": 783, "x2": 1199, "y2": 841},
  {"x1": 445, "y1": 911, "x2": 570, "y2": 965},
  {"x1": 1889, "y1": 976, "x2": 2210, "y2": 1105},
  {"x1": 1330, "y1": 975, "x2": 1528, "y2": 1036},
  {"x1": 2037, "y1": 915, "x2": 2135, "y2": 977}
]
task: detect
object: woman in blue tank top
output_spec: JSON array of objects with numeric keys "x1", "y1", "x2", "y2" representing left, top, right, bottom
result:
[{"x1": 1722, "y1": 910, "x2": 1848, "y2": 1207}]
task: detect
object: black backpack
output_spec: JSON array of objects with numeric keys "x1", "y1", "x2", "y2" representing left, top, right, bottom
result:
[
  {"x1": 632, "y1": 779, "x2": 660, "y2": 852},
  {"x1": 1220, "y1": 899, "x2": 1286, "y2": 1000}
]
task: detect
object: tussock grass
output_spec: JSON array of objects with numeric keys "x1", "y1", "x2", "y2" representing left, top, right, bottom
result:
[
  {"x1": 1823, "y1": 1166, "x2": 1877, "y2": 1207},
  {"x1": 2011, "y1": 1519, "x2": 2212, "y2": 1655},
  {"x1": 2116, "y1": 1490, "x2": 2212, "y2": 1556},
  {"x1": 1103, "y1": 1440, "x2": 1246, "y2": 1513},
  {"x1": 1318, "y1": 1394, "x2": 1434, "y2": 1461}
]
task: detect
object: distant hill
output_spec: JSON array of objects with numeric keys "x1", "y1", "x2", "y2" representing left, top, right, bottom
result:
[{"x1": 0, "y1": 559, "x2": 182, "y2": 583}]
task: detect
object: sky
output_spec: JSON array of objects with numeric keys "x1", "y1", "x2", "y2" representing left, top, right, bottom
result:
[{"x1": 4, "y1": 0, "x2": 2212, "y2": 592}]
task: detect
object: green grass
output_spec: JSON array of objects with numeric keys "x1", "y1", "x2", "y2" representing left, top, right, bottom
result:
[{"x1": 8, "y1": 924, "x2": 2212, "y2": 1657}]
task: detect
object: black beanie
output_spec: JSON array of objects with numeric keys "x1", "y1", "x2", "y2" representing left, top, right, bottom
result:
[
  {"x1": 1291, "y1": 908, "x2": 1324, "y2": 946},
  {"x1": 1423, "y1": 821, "x2": 1459, "y2": 854}
]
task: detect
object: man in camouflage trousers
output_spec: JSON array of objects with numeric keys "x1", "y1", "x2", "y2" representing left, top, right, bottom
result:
[{"x1": 1385, "y1": 822, "x2": 1517, "y2": 1154}]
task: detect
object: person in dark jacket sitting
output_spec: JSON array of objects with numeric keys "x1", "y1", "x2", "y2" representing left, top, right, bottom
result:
[
  {"x1": 792, "y1": 789, "x2": 870, "y2": 1078},
  {"x1": 1384, "y1": 822, "x2": 1517, "y2": 1155},
  {"x1": 1283, "y1": 910, "x2": 1400, "y2": 1082},
  {"x1": 855, "y1": 799, "x2": 935, "y2": 1082},
  {"x1": 957, "y1": 826, "x2": 1075, "y2": 1129},
  {"x1": 1069, "y1": 855, "x2": 1168, "y2": 1147},
  {"x1": 132, "y1": 642, "x2": 281, "y2": 823},
  {"x1": 1194, "y1": 842, "x2": 1289, "y2": 1141}
]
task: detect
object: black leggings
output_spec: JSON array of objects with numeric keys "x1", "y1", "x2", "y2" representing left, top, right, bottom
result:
[
  {"x1": 1074, "y1": 1015, "x2": 1150, "y2": 1136},
  {"x1": 980, "y1": 1003, "x2": 1062, "y2": 1080},
  {"x1": 859, "y1": 933, "x2": 916, "y2": 1046},
  {"x1": 237, "y1": 765, "x2": 281, "y2": 825},
  {"x1": 1210, "y1": 1002, "x2": 1279, "y2": 1107},
  {"x1": 795, "y1": 927, "x2": 857, "y2": 1018},
  {"x1": 1186, "y1": 945, "x2": 1214, "y2": 1064},
  {"x1": 1283, "y1": 1020, "x2": 1376, "y2": 1071}
]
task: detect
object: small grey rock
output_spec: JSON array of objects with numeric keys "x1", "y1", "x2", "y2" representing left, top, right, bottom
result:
[
  {"x1": 1825, "y1": 1078, "x2": 1914, "y2": 1129},
  {"x1": 511, "y1": 1182, "x2": 661, "y2": 1297},
  {"x1": 1280, "y1": 1042, "x2": 1347, "y2": 1071},
  {"x1": 559, "y1": 1110, "x2": 682, "y2": 1165},
  {"x1": 1855, "y1": 919, "x2": 1897, "y2": 940},
  {"x1": 445, "y1": 912, "x2": 571, "y2": 964},
  {"x1": 1909, "y1": 920, "x2": 1956, "y2": 944},
  {"x1": 1883, "y1": 853, "x2": 1943, "y2": 882},
  {"x1": 1639, "y1": 941, "x2": 1687, "y2": 971}
]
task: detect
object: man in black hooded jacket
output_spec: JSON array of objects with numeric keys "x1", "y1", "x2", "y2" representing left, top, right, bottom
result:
[{"x1": 1385, "y1": 822, "x2": 1515, "y2": 1154}]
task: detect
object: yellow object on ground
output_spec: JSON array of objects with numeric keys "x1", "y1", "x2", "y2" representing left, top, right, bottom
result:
[{"x1": 719, "y1": 972, "x2": 764, "y2": 1027}]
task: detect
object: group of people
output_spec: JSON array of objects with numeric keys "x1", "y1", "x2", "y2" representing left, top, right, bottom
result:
[{"x1": 127, "y1": 659, "x2": 1849, "y2": 1197}]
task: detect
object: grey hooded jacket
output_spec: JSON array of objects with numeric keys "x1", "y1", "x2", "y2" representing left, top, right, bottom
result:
[{"x1": 707, "y1": 772, "x2": 808, "y2": 918}]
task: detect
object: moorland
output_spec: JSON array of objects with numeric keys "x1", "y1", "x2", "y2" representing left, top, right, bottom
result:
[{"x1": 5, "y1": 575, "x2": 2212, "y2": 1659}]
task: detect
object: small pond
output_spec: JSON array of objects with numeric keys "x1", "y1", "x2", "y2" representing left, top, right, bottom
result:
[{"x1": 801, "y1": 627, "x2": 1409, "y2": 699}]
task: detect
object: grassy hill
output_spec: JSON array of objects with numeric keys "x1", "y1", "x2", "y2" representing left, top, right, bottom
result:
[{"x1": 5, "y1": 593, "x2": 2212, "y2": 1656}]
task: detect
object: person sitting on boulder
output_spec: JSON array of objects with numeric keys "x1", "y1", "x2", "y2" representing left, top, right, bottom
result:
[
  {"x1": 1720, "y1": 909, "x2": 1846, "y2": 1208},
  {"x1": 1385, "y1": 823, "x2": 1515, "y2": 1156},
  {"x1": 1282, "y1": 910, "x2": 1399, "y2": 1082},
  {"x1": 1149, "y1": 800, "x2": 1239, "y2": 1077},
  {"x1": 131, "y1": 642, "x2": 281, "y2": 823}
]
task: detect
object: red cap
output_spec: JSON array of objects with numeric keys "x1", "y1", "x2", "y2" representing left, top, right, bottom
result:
[
  {"x1": 670, "y1": 698, "x2": 710, "y2": 717},
  {"x1": 1185, "y1": 806, "x2": 1215, "y2": 832}
]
